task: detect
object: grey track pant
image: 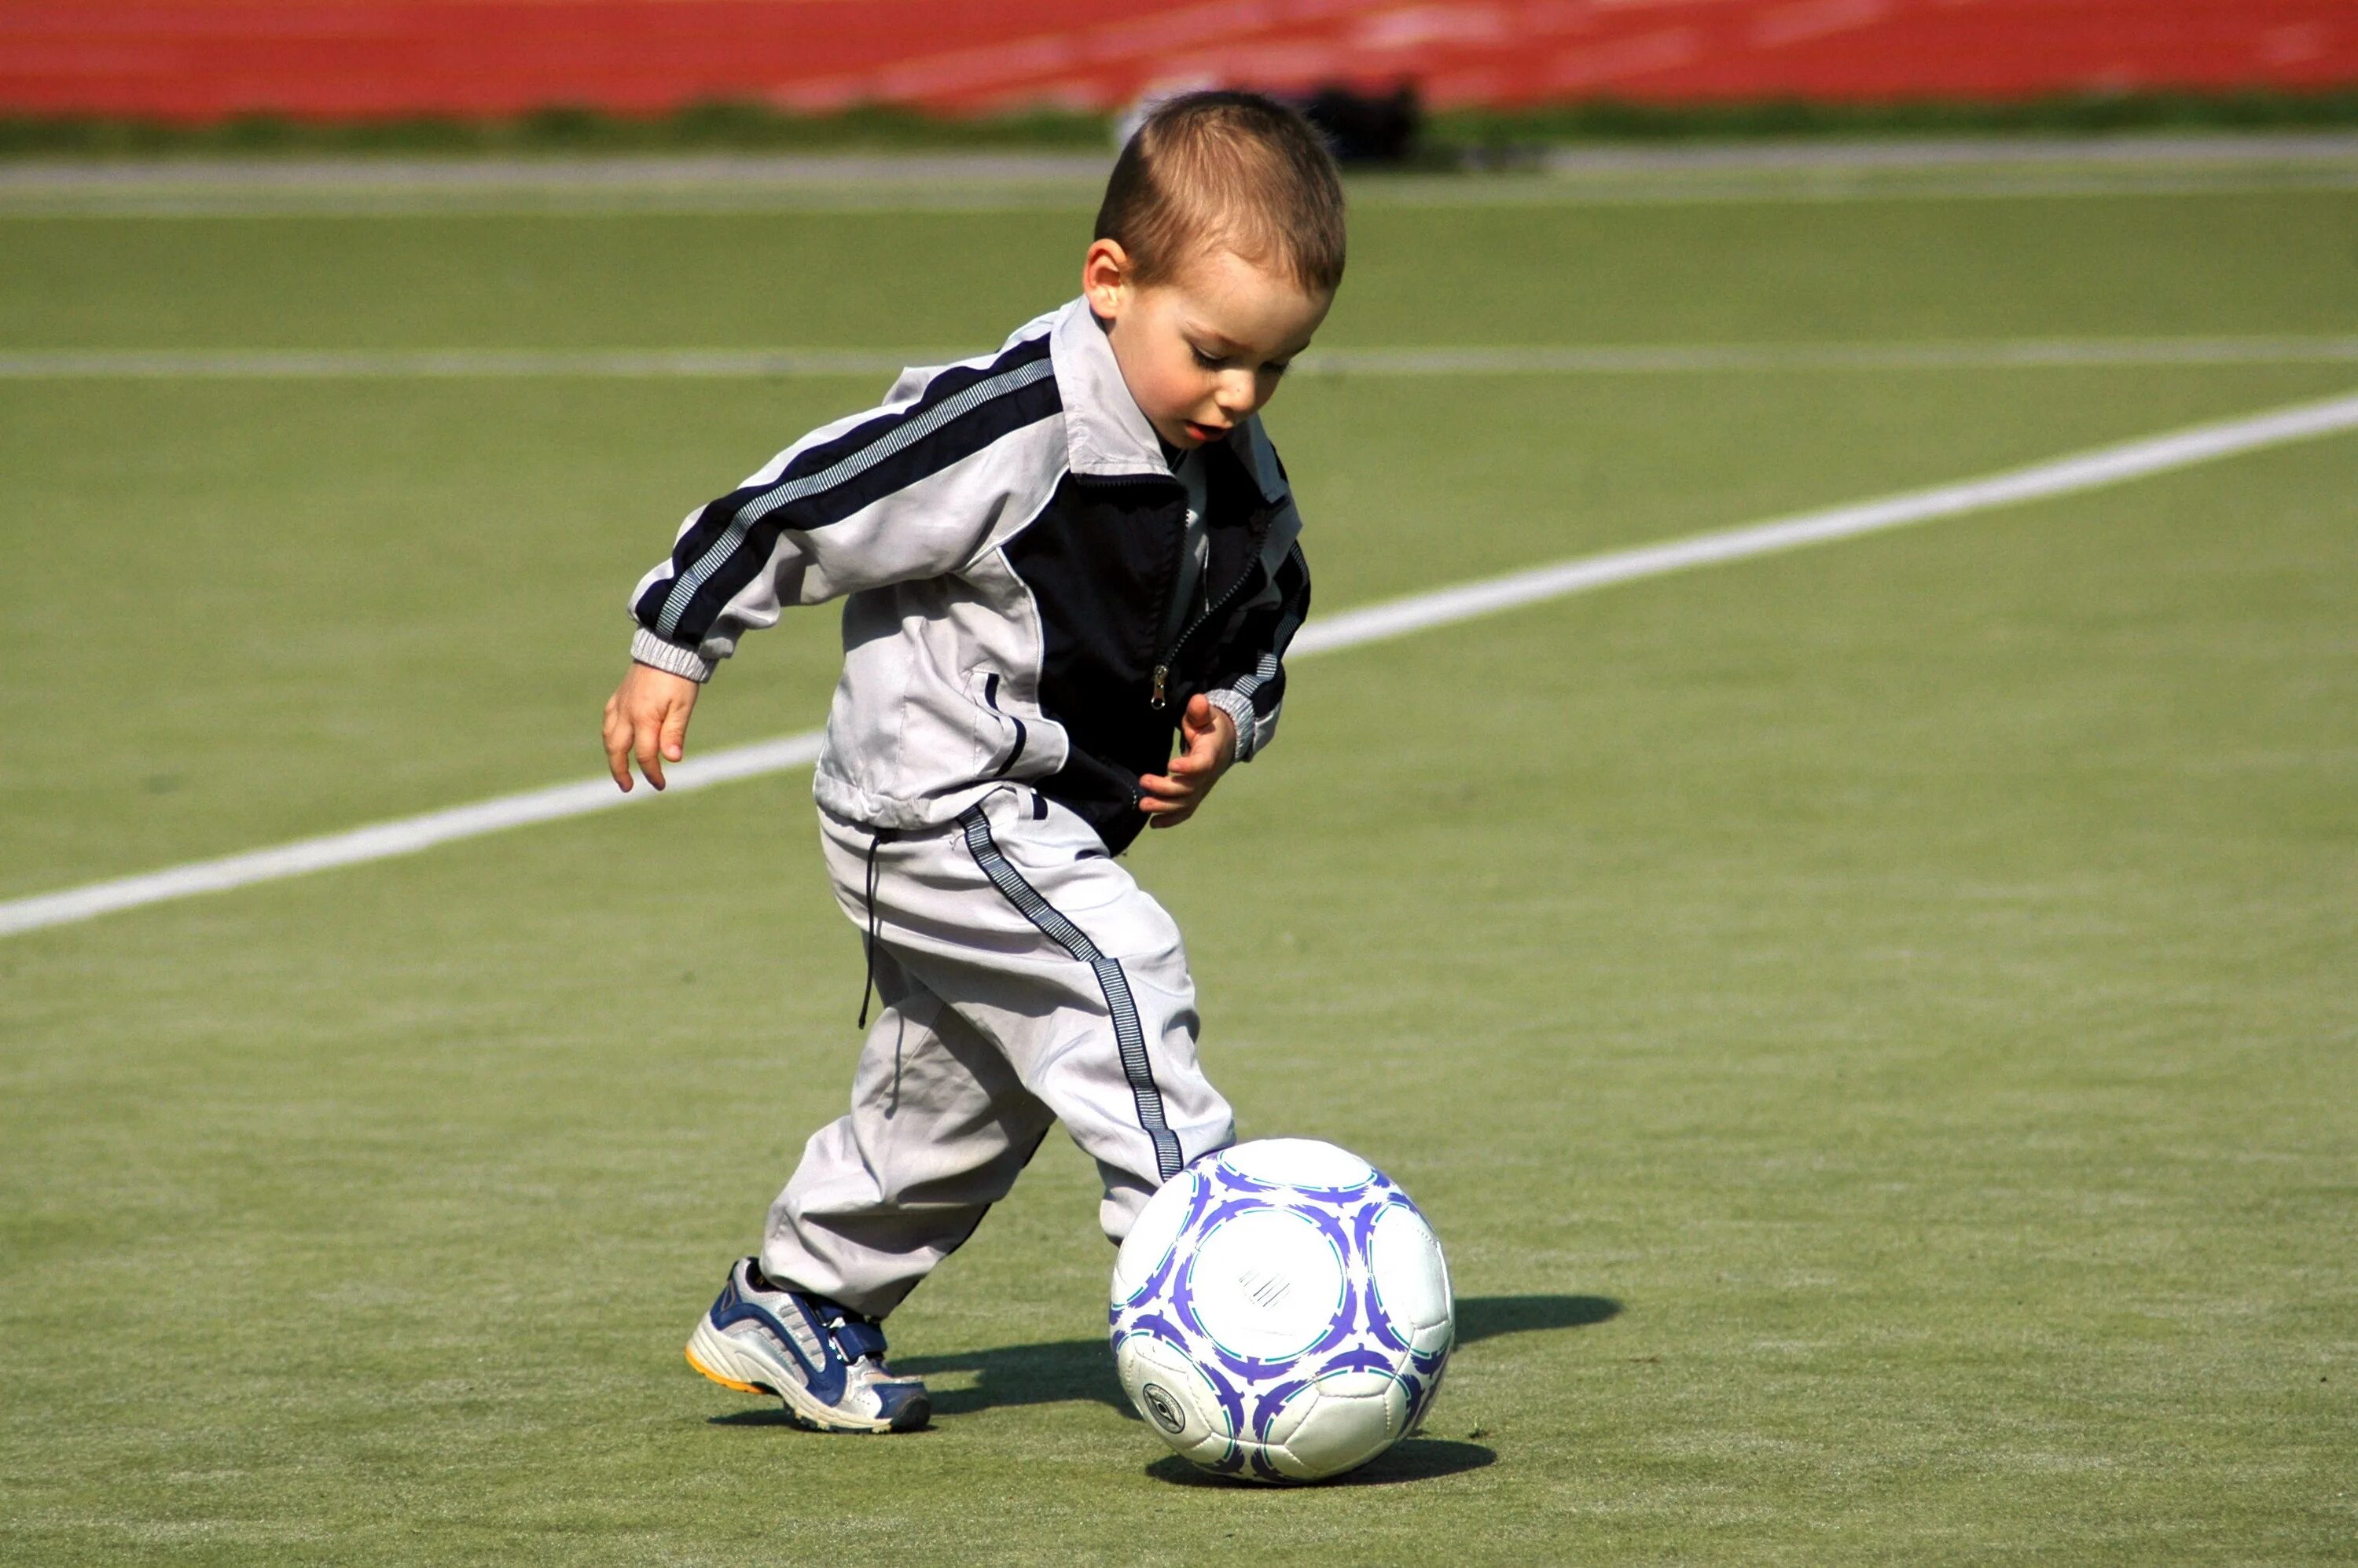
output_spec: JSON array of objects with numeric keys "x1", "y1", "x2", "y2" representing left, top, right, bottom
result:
[{"x1": 762, "y1": 785, "x2": 1237, "y2": 1318}]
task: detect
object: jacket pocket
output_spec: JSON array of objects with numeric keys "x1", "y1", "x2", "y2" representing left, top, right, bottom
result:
[
  {"x1": 970, "y1": 669, "x2": 1029, "y2": 780},
  {"x1": 982, "y1": 788, "x2": 1146, "y2": 924}
]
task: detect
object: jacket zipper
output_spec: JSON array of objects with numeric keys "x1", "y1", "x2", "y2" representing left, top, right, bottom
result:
[{"x1": 1150, "y1": 557, "x2": 1265, "y2": 711}]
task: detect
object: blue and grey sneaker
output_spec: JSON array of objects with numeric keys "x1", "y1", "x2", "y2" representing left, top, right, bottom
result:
[{"x1": 685, "y1": 1258, "x2": 931, "y2": 1434}]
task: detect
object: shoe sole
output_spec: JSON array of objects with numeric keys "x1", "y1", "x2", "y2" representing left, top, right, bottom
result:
[{"x1": 685, "y1": 1316, "x2": 930, "y2": 1434}]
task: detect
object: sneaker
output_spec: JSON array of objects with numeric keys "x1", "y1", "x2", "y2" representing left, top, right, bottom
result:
[{"x1": 685, "y1": 1258, "x2": 931, "y2": 1434}]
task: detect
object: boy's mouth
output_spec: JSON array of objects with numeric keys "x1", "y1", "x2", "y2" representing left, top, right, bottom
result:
[{"x1": 1182, "y1": 419, "x2": 1229, "y2": 443}]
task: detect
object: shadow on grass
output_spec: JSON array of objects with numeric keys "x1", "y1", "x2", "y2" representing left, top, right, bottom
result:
[
  {"x1": 893, "y1": 1335, "x2": 1133, "y2": 1417},
  {"x1": 1457, "y1": 1292, "x2": 1621, "y2": 1342},
  {"x1": 1146, "y1": 1437, "x2": 1497, "y2": 1487},
  {"x1": 872, "y1": 1294, "x2": 1622, "y2": 1419},
  {"x1": 699, "y1": 1346, "x2": 1114, "y2": 1426},
  {"x1": 707, "y1": 1406, "x2": 825, "y2": 1428}
]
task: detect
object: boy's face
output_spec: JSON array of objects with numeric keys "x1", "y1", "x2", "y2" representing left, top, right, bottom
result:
[{"x1": 1084, "y1": 241, "x2": 1332, "y2": 453}]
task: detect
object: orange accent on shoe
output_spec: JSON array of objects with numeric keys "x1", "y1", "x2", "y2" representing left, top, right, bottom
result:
[{"x1": 685, "y1": 1345, "x2": 766, "y2": 1397}]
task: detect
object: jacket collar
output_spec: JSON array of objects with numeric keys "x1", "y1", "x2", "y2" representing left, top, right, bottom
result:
[{"x1": 1047, "y1": 296, "x2": 1288, "y2": 507}]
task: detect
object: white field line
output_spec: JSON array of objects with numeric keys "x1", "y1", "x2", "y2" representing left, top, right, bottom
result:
[
  {"x1": 0, "y1": 733, "x2": 826, "y2": 939},
  {"x1": 0, "y1": 347, "x2": 925, "y2": 379},
  {"x1": 1305, "y1": 339, "x2": 2358, "y2": 375},
  {"x1": 1291, "y1": 388, "x2": 2358, "y2": 655},
  {"x1": 6, "y1": 337, "x2": 2358, "y2": 380},
  {"x1": 1527, "y1": 133, "x2": 2358, "y2": 173},
  {"x1": 0, "y1": 138, "x2": 2348, "y2": 198},
  {"x1": 2, "y1": 138, "x2": 2352, "y2": 215},
  {"x1": 6, "y1": 385, "x2": 2357, "y2": 940},
  {"x1": 10, "y1": 173, "x2": 2356, "y2": 218}
]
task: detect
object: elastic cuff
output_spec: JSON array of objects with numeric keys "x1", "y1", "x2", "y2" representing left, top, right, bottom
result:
[
  {"x1": 630, "y1": 627, "x2": 714, "y2": 683},
  {"x1": 1203, "y1": 687, "x2": 1258, "y2": 762}
]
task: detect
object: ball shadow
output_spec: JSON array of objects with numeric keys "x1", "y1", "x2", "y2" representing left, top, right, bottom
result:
[
  {"x1": 894, "y1": 1294, "x2": 1619, "y2": 1418},
  {"x1": 700, "y1": 1294, "x2": 1622, "y2": 1427},
  {"x1": 1145, "y1": 1438, "x2": 1497, "y2": 1488},
  {"x1": 1453, "y1": 1293, "x2": 1622, "y2": 1342}
]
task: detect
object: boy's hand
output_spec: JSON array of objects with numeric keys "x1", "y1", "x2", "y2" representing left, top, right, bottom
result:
[
  {"x1": 603, "y1": 663, "x2": 701, "y2": 791},
  {"x1": 1139, "y1": 694, "x2": 1237, "y2": 829}
]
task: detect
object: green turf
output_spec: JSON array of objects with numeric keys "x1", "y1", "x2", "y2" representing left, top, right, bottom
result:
[
  {"x1": 6, "y1": 193, "x2": 2355, "y2": 348},
  {"x1": 3, "y1": 180, "x2": 2355, "y2": 1563}
]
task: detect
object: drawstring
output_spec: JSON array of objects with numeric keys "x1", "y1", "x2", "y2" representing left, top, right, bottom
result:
[{"x1": 856, "y1": 828, "x2": 895, "y2": 1028}]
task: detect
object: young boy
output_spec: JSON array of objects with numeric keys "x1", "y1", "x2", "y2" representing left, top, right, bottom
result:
[{"x1": 601, "y1": 91, "x2": 1341, "y2": 1434}]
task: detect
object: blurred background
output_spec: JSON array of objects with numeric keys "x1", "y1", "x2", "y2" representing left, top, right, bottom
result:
[{"x1": 3, "y1": 0, "x2": 2355, "y2": 152}]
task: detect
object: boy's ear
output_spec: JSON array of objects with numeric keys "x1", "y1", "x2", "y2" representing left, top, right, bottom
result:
[{"x1": 1082, "y1": 239, "x2": 1132, "y2": 319}]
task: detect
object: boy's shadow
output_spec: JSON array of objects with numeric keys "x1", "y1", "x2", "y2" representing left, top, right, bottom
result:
[{"x1": 859, "y1": 1292, "x2": 1622, "y2": 1420}]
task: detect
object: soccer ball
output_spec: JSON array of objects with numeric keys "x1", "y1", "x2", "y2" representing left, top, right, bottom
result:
[{"x1": 1108, "y1": 1138, "x2": 1454, "y2": 1482}]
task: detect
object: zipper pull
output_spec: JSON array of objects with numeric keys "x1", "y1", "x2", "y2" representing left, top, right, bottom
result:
[{"x1": 1150, "y1": 664, "x2": 1170, "y2": 710}]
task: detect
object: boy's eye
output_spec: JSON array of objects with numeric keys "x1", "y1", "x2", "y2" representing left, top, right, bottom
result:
[{"x1": 1192, "y1": 345, "x2": 1292, "y2": 377}]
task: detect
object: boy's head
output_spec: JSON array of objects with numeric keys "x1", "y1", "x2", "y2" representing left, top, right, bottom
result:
[{"x1": 1083, "y1": 90, "x2": 1344, "y2": 452}]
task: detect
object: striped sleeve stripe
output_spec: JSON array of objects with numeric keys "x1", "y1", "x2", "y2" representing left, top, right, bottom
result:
[
  {"x1": 735, "y1": 358, "x2": 1053, "y2": 534},
  {"x1": 1236, "y1": 542, "x2": 1309, "y2": 715},
  {"x1": 1211, "y1": 542, "x2": 1308, "y2": 762},
  {"x1": 644, "y1": 336, "x2": 1058, "y2": 642},
  {"x1": 1229, "y1": 652, "x2": 1282, "y2": 703}
]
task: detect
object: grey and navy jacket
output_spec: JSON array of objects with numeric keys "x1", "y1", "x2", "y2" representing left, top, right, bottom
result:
[{"x1": 627, "y1": 296, "x2": 1311, "y2": 856}]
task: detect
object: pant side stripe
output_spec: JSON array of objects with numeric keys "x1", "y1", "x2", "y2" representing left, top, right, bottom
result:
[{"x1": 957, "y1": 806, "x2": 1185, "y2": 1181}]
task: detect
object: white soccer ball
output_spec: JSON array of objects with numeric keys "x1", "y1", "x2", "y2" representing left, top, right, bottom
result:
[{"x1": 1109, "y1": 1138, "x2": 1454, "y2": 1482}]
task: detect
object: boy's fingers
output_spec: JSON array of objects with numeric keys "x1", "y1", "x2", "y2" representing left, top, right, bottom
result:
[
  {"x1": 659, "y1": 702, "x2": 691, "y2": 764},
  {"x1": 1139, "y1": 773, "x2": 1196, "y2": 799},
  {"x1": 602, "y1": 706, "x2": 635, "y2": 791},
  {"x1": 634, "y1": 719, "x2": 668, "y2": 790},
  {"x1": 1168, "y1": 744, "x2": 1215, "y2": 776},
  {"x1": 1170, "y1": 728, "x2": 1233, "y2": 777}
]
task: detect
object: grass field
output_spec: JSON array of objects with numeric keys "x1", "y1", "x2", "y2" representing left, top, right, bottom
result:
[{"x1": 3, "y1": 166, "x2": 2356, "y2": 1563}]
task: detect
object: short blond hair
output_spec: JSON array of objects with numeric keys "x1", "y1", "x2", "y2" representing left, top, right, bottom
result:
[{"x1": 1094, "y1": 90, "x2": 1346, "y2": 296}]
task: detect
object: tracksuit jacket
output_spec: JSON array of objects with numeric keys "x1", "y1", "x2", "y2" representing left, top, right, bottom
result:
[{"x1": 626, "y1": 296, "x2": 1312, "y2": 855}]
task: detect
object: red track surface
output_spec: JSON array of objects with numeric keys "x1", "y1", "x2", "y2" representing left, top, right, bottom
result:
[{"x1": 4, "y1": 1, "x2": 2352, "y2": 123}]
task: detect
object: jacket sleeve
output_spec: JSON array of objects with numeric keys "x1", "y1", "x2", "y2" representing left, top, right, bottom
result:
[
  {"x1": 626, "y1": 340, "x2": 1061, "y2": 681},
  {"x1": 1200, "y1": 534, "x2": 1310, "y2": 764}
]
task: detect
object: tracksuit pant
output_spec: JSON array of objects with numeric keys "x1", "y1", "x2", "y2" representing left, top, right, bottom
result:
[{"x1": 761, "y1": 784, "x2": 1237, "y2": 1318}]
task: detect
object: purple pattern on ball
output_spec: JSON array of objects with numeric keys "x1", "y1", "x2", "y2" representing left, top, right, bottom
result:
[{"x1": 1111, "y1": 1144, "x2": 1453, "y2": 1483}]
